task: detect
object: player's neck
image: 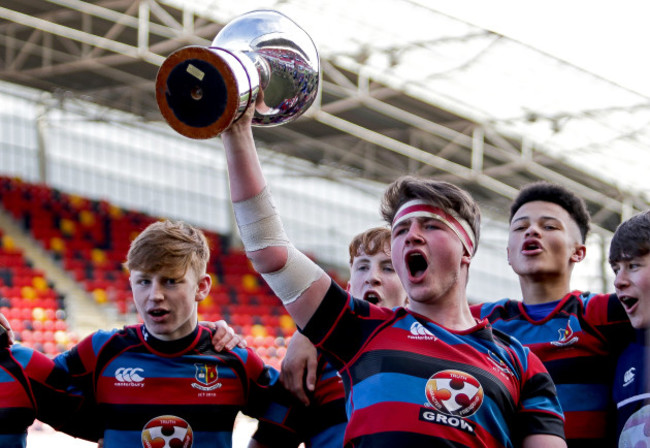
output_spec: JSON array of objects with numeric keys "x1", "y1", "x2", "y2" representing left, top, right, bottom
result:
[
  {"x1": 519, "y1": 274, "x2": 572, "y2": 305},
  {"x1": 409, "y1": 295, "x2": 475, "y2": 331}
]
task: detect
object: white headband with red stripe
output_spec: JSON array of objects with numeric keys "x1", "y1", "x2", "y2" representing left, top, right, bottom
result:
[{"x1": 392, "y1": 199, "x2": 476, "y2": 256}]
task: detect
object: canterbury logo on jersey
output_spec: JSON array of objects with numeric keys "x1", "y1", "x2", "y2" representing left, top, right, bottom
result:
[
  {"x1": 115, "y1": 367, "x2": 145, "y2": 387},
  {"x1": 408, "y1": 322, "x2": 436, "y2": 341},
  {"x1": 623, "y1": 367, "x2": 636, "y2": 387}
]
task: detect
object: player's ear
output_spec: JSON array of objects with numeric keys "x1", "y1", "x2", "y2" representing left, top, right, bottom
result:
[
  {"x1": 570, "y1": 243, "x2": 586, "y2": 264},
  {"x1": 196, "y1": 273, "x2": 212, "y2": 302}
]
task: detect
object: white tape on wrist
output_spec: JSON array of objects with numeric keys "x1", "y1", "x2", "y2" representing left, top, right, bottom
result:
[
  {"x1": 232, "y1": 187, "x2": 289, "y2": 252},
  {"x1": 262, "y1": 246, "x2": 324, "y2": 304},
  {"x1": 232, "y1": 187, "x2": 324, "y2": 304}
]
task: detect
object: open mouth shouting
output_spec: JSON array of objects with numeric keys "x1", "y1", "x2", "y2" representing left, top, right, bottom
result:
[
  {"x1": 521, "y1": 239, "x2": 543, "y2": 255},
  {"x1": 363, "y1": 291, "x2": 380, "y2": 305},
  {"x1": 148, "y1": 308, "x2": 170, "y2": 322},
  {"x1": 406, "y1": 251, "x2": 428, "y2": 280},
  {"x1": 619, "y1": 295, "x2": 639, "y2": 311}
]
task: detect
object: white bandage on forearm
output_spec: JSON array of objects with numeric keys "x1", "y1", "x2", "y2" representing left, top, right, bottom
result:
[
  {"x1": 232, "y1": 187, "x2": 324, "y2": 304},
  {"x1": 232, "y1": 187, "x2": 289, "y2": 251},
  {"x1": 262, "y1": 245, "x2": 324, "y2": 304}
]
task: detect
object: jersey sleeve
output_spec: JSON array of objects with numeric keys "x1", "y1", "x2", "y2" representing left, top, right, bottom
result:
[
  {"x1": 253, "y1": 355, "x2": 347, "y2": 448},
  {"x1": 583, "y1": 293, "x2": 634, "y2": 352},
  {"x1": 237, "y1": 347, "x2": 302, "y2": 447},
  {"x1": 53, "y1": 330, "x2": 115, "y2": 440},
  {"x1": 301, "y1": 280, "x2": 397, "y2": 370}
]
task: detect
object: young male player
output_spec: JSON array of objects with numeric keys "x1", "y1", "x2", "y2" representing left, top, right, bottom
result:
[
  {"x1": 252, "y1": 226, "x2": 408, "y2": 447},
  {"x1": 472, "y1": 182, "x2": 634, "y2": 447},
  {"x1": 608, "y1": 210, "x2": 650, "y2": 446},
  {"x1": 221, "y1": 103, "x2": 566, "y2": 447},
  {"x1": 52, "y1": 220, "x2": 294, "y2": 447}
]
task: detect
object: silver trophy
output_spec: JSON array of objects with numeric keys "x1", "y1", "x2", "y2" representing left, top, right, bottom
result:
[{"x1": 155, "y1": 10, "x2": 320, "y2": 139}]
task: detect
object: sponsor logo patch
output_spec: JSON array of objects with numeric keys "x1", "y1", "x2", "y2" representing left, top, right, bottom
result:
[
  {"x1": 419, "y1": 407, "x2": 476, "y2": 434},
  {"x1": 408, "y1": 322, "x2": 437, "y2": 341},
  {"x1": 425, "y1": 369, "x2": 484, "y2": 417},
  {"x1": 114, "y1": 367, "x2": 145, "y2": 387},
  {"x1": 623, "y1": 367, "x2": 636, "y2": 388},
  {"x1": 142, "y1": 415, "x2": 193, "y2": 448}
]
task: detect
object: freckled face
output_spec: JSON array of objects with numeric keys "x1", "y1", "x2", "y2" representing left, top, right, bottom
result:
[{"x1": 348, "y1": 247, "x2": 406, "y2": 308}]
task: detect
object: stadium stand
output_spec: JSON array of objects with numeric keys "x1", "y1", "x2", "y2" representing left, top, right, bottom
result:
[{"x1": 0, "y1": 175, "x2": 341, "y2": 369}]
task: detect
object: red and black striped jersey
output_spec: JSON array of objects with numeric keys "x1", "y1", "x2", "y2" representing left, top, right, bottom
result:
[
  {"x1": 254, "y1": 353, "x2": 347, "y2": 447},
  {"x1": 54, "y1": 323, "x2": 294, "y2": 448},
  {"x1": 0, "y1": 343, "x2": 85, "y2": 448},
  {"x1": 473, "y1": 291, "x2": 634, "y2": 448},
  {"x1": 301, "y1": 281, "x2": 565, "y2": 448}
]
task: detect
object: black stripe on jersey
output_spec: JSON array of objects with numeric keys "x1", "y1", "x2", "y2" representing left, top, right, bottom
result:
[
  {"x1": 253, "y1": 421, "x2": 302, "y2": 448},
  {"x1": 0, "y1": 407, "x2": 33, "y2": 434},
  {"x1": 302, "y1": 281, "x2": 351, "y2": 345},
  {"x1": 605, "y1": 293, "x2": 629, "y2": 321},
  {"x1": 101, "y1": 403, "x2": 241, "y2": 431},
  {"x1": 350, "y1": 430, "x2": 473, "y2": 447},
  {"x1": 347, "y1": 349, "x2": 517, "y2": 417},
  {"x1": 544, "y1": 355, "x2": 614, "y2": 384},
  {"x1": 291, "y1": 398, "x2": 348, "y2": 438}
]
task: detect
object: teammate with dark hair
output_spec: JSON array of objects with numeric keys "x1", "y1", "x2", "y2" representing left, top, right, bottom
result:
[
  {"x1": 473, "y1": 181, "x2": 633, "y2": 447},
  {"x1": 609, "y1": 210, "x2": 650, "y2": 446}
]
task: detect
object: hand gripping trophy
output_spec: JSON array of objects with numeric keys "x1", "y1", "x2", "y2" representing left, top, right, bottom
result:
[{"x1": 155, "y1": 10, "x2": 320, "y2": 139}]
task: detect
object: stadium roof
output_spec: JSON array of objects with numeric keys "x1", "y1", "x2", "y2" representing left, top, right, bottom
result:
[{"x1": 1, "y1": 0, "x2": 649, "y2": 234}]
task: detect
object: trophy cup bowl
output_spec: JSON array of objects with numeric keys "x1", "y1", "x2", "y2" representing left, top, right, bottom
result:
[{"x1": 155, "y1": 10, "x2": 320, "y2": 139}]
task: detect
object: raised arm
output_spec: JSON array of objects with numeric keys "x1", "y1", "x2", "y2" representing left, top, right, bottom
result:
[{"x1": 220, "y1": 104, "x2": 331, "y2": 328}]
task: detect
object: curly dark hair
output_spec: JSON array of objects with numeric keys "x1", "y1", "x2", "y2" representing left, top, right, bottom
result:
[{"x1": 510, "y1": 182, "x2": 591, "y2": 243}]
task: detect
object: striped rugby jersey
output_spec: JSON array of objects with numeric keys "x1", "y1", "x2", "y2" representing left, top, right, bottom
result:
[
  {"x1": 0, "y1": 343, "x2": 85, "y2": 448},
  {"x1": 612, "y1": 329, "x2": 649, "y2": 446},
  {"x1": 54, "y1": 324, "x2": 294, "y2": 447},
  {"x1": 254, "y1": 353, "x2": 347, "y2": 447},
  {"x1": 473, "y1": 291, "x2": 634, "y2": 448},
  {"x1": 301, "y1": 281, "x2": 564, "y2": 447}
]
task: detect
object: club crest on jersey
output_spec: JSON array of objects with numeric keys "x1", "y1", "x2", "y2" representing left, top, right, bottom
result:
[
  {"x1": 192, "y1": 363, "x2": 222, "y2": 391},
  {"x1": 408, "y1": 322, "x2": 437, "y2": 341},
  {"x1": 425, "y1": 369, "x2": 484, "y2": 417},
  {"x1": 142, "y1": 415, "x2": 193, "y2": 448},
  {"x1": 550, "y1": 321, "x2": 579, "y2": 347},
  {"x1": 487, "y1": 350, "x2": 514, "y2": 376}
]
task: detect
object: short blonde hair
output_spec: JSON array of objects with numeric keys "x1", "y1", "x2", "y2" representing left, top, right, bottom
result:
[{"x1": 125, "y1": 220, "x2": 209, "y2": 277}]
